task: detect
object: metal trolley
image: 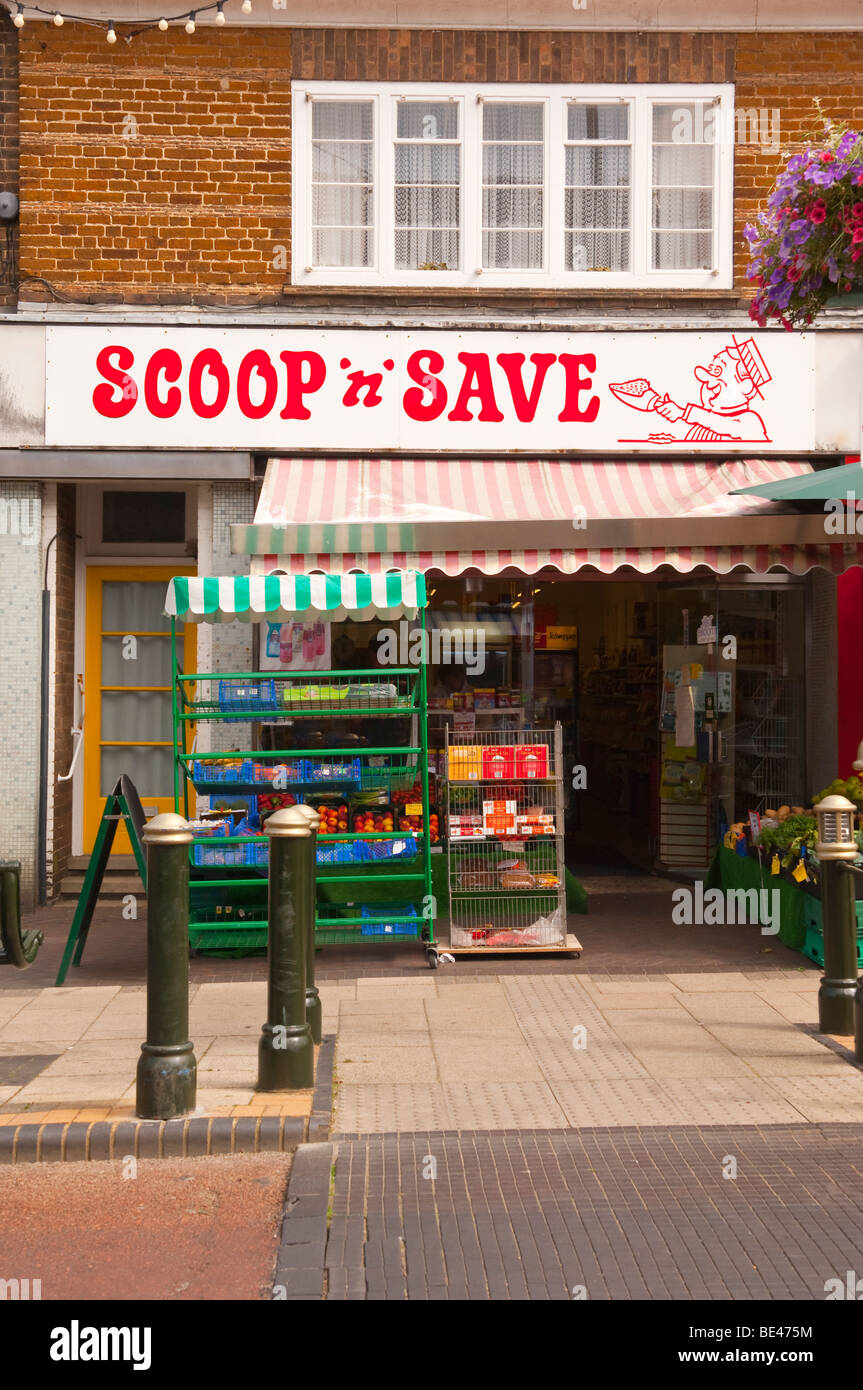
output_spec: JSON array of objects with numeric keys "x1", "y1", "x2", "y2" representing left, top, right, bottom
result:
[
  {"x1": 444, "y1": 723, "x2": 581, "y2": 957},
  {"x1": 165, "y1": 571, "x2": 438, "y2": 967}
]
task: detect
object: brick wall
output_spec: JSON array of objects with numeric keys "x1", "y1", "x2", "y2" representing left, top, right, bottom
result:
[
  {"x1": 49, "y1": 483, "x2": 76, "y2": 896},
  {"x1": 0, "y1": 10, "x2": 18, "y2": 302},
  {"x1": 15, "y1": 24, "x2": 863, "y2": 306}
]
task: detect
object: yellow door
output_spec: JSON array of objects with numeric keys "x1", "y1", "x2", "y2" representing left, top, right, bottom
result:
[{"x1": 83, "y1": 566, "x2": 196, "y2": 854}]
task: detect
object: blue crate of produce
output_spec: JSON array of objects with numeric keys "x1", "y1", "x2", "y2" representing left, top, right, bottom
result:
[
  {"x1": 192, "y1": 758, "x2": 254, "y2": 784},
  {"x1": 306, "y1": 756, "x2": 361, "y2": 785},
  {"x1": 360, "y1": 903, "x2": 419, "y2": 937},
  {"x1": 218, "y1": 679, "x2": 278, "y2": 712}
]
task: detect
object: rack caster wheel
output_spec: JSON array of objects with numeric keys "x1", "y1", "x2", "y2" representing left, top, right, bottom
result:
[
  {"x1": 426, "y1": 948, "x2": 439, "y2": 970},
  {"x1": 421, "y1": 926, "x2": 431, "y2": 943},
  {"x1": 572, "y1": 951, "x2": 581, "y2": 960}
]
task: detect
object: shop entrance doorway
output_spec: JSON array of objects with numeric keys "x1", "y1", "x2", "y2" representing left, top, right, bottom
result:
[{"x1": 82, "y1": 566, "x2": 195, "y2": 854}]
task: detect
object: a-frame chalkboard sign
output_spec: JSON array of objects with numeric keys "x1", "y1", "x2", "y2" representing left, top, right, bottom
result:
[{"x1": 56, "y1": 775, "x2": 147, "y2": 985}]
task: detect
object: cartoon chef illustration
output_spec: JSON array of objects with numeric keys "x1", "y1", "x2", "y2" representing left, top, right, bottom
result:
[{"x1": 611, "y1": 336, "x2": 772, "y2": 443}]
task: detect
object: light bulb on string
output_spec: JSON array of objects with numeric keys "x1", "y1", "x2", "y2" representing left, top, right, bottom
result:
[
  {"x1": 215, "y1": 2, "x2": 225, "y2": 22},
  {"x1": 53, "y1": 12, "x2": 64, "y2": 25},
  {"x1": 12, "y1": 5, "x2": 24, "y2": 28},
  {"x1": 158, "y1": 17, "x2": 168, "y2": 29},
  {"x1": 185, "y1": 13, "x2": 196, "y2": 34},
  {"x1": 106, "y1": 21, "x2": 117, "y2": 43},
  {"x1": 241, "y1": 0, "x2": 253, "y2": 14}
]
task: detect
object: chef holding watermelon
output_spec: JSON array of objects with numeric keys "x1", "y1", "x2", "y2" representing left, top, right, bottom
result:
[{"x1": 610, "y1": 335, "x2": 772, "y2": 443}]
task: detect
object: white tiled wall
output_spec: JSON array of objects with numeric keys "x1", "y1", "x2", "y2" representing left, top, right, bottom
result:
[{"x1": 0, "y1": 481, "x2": 43, "y2": 907}]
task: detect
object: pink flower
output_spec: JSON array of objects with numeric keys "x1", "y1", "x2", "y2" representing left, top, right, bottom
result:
[
  {"x1": 809, "y1": 200, "x2": 828, "y2": 223},
  {"x1": 853, "y1": 227, "x2": 863, "y2": 244},
  {"x1": 853, "y1": 203, "x2": 863, "y2": 218},
  {"x1": 821, "y1": 152, "x2": 835, "y2": 163},
  {"x1": 852, "y1": 249, "x2": 862, "y2": 261},
  {"x1": 787, "y1": 264, "x2": 802, "y2": 282}
]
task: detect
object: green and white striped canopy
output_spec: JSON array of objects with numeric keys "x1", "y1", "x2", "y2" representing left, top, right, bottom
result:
[{"x1": 165, "y1": 571, "x2": 426, "y2": 624}]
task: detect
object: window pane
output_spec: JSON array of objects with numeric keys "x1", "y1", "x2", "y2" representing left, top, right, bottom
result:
[
  {"x1": 567, "y1": 103, "x2": 629, "y2": 141},
  {"x1": 313, "y1": 228, "x2": 373, "y2": 267},
  {"x1": 481, "y1": 102, "x2": 544, "y2": 269},
  {"x1": 483, "y1": 102, "x2": 544, "y2": 142},
  {"x1": 311, "y1": 100, "x2": 374, "y2": 269},
  {"x1": 651, "y1": 145, "x2": 713, "y2": 186},
  {"x1": 393, "y1": 104, "x2": 461, "y2": 270},
  {"x1": 482, "y1": 188, "x2": 543, "y2": 229},
  {"x1": 653, "y1": 188, "x2": 713, "y2": 230},
  {"x1": 313, "y1": 101, "x2": 373, "y2": 140},
  {"x1": 482, "y1": 230, "x2": 543, "y2": 270},
  {"x1": 652, "y1": 230, "x2": 713, "y2": 270},
  {"x1": 102, "y1": 691, "x2": 172, "y2": 743},
  {"x1": 565, "y1": 188, "x2": 630, "y2": 231},
  {"x1": 482, "y1": 144, "x2": 544, "y2": 186},
  {"x1": 394, "y1": 145, "x2": 460, "y2": 185},
  {"x1": 102, "y1": 491, "x2": 184, "y2": 545},
  {"x1": 395, "y1": 185, "x2": 459, "y2": 229},
  {"x1": 396, "y1": 101, "x2": 458, "y2": 140},
  {"x1": 102, "y1": 635, "x2": 171, "y2": 687},
  {"x1": 566, "y1": 146, "x2": 630, "y2": 187},
  {"x1": 566, "y1": 231, "x2": 630, "y2": 272},
  {"x1": 652, "y1": 102, "x2": 711, "y2": 143},
  {"x1": 101, "y1": 746, "x2": 173, "y2": 799},
  {"x1": 313, "y1": 185, "x2": 373, "y2": 226},
  {"x1": 312, "y1": 141, "x2": 373, "y2": 185},
  {"x1": 395, "y1": 229, "x2": 460, "y2": 270}
]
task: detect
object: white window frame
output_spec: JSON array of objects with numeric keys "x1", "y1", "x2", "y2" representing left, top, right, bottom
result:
[{"x1": 292, "y1": 81, "x2": 734, "y2": 290}]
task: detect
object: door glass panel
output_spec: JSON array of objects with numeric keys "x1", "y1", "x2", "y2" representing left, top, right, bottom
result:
[
  {"x1": 101, "y1": 746, "x2": 174, "y2": 797},
  {"x1": 101, "y1": 691, "x2": 172, "y2": 742},
  {"x1": 102, "y1": 581, "x2": 171, "y2": 632},
  {"x1": 101, "y1": 635, "x2": 171, "y2": 686}
]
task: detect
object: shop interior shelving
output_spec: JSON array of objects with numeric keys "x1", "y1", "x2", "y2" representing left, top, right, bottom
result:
[
  {"x1": 443, "y1": 724, "x2": 578, "y2": 956},
  {"x1": 171, "y1": 663, "x2": 436, "y2": 963}
]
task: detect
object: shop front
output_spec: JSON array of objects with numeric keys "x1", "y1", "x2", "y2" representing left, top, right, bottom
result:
[
  {"x1": 233, "y1": 450, "x2": 854, "y2": 881},
  {"x1": 5, "y1": 315, "x2": 863, "y2": 910}
]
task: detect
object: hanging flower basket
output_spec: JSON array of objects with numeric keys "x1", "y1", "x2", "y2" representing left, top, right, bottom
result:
[{"x1": 745, "y1": 123, "x2": 863, "y2": 329}]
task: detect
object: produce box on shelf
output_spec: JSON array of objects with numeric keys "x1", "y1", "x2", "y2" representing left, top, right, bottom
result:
[
  {"x1": 306, "y1": 756, "x2": 362, "y2": 785},
  {"x1": 363, "y1": 835, "x2": 419, "y2": 862},
  {"x1": 192, "y1": 758, "x2": 252, "y2": 784},
  {"x1": 189, "y1": 821, "x2": 248, "y2": 868}
]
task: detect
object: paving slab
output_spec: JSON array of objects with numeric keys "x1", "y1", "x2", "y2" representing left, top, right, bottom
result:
[
  {"x1": 769, "y1": 1075, "x2": 863, "y2": 1122},
  {"x1": 333, "y1": 1082, "x2": 453, "y2": 1133}
]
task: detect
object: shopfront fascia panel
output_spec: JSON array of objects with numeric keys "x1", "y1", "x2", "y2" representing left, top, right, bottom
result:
[{"x1": 0, "y1": 450, "x2": 253, "y2": 480}]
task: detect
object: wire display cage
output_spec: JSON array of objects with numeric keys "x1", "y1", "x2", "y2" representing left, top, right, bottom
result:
[{"x1": 444, "y1": 724, "x2": 572, "y2": 954}]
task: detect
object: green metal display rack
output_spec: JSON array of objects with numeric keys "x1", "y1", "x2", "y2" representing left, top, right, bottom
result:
[{"x1": 165, "y1": 571, "x2": 438, "y2": 966}]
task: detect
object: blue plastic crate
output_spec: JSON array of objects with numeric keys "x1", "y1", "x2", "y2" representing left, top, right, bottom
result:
[
  {"x1": 192, "y1": 758, "x2": 254, "y2": 784},
  {"x1": 306, "y1": 757, "x2": 362, "y2": 786},
  {"x1": 250, "y1": 759, "x2": 308, "y2": 786},
  {"x1": 316, "y1": 839, "x2": 364, "y2": 866},
  {"x1": 218, "y1": 679, "x2": 278, "y2": 712},
  {"x1": 362, "y1": 835, "x2": 419, "y2": 863},
  {"x1": 360, "y1": 903, "x2": 419, "y2": 937},
  {"x1": 245, "y1": 839, "x2": 270, "y2": 869},
  {"x1": 192, "y1": 840, "x2": 247, "y2": 868}
]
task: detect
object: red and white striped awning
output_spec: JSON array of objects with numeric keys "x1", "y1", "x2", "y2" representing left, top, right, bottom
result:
[{"x1": 232, "y1": 456, "x2": 863, "y2": 577}]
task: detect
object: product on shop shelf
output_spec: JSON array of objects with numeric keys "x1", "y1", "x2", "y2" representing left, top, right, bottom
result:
[
  {"x1": 534, "y1": 871, "x2": 561, "y2": 888},
  {"x1": 449, "y1": 813, "x2": 485, "y2": 839},
  {"x1": 447, "y1": 744, "x2": 482, "y2": 781},
  {"x1": 516, "y1": 744, "x2": 549, "y2": 779},
  {"x1": 482, "y1": 745, "x2": 515, "y2": 780},
  {"x1": 500, "y1": 868, "x2": 536, "y2": 889},
  {"x1": 482, "y1": 799, "x2": 517, "y2": 836}
]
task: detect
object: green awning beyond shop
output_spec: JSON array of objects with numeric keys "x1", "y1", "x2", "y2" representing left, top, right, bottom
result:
[
  {"x1": 164, "y1": 571, "x2": 426, "y2": 624},
  {"x1": 731, "y1": 461, "x2": 863, "y2": 501}
]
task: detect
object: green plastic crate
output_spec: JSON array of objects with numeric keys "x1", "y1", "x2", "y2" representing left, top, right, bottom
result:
[{"x1": 803, "y1": 923, "x2": 863, "y2": 969}]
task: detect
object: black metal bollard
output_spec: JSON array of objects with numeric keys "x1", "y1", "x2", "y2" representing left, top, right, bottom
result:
[
  {"x1": 294, "y1": 803, "x2": 322, "y2": 1044},
  {"x1": 136, "y1": 814, "x2": 197, "y2": 1119},
  {"x1": 819, "y1": 860, "x2": 858, "y2": 1036},
  {"x1": 258, "y1": 806, "x2": 314, "y2": 1090}
]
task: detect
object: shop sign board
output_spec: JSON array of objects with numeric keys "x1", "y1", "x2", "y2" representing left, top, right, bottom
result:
[
  {"x1": 536, "y1": 625, "x2": 578, "y2": 650},
  {"x1": 45, "y1": 327, "x2": 816, "y2": 453}
]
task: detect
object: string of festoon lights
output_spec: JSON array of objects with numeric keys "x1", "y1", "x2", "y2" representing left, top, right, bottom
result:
[{"x1": 6, "y1": 1, "x2": 254, "y2": 41}]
